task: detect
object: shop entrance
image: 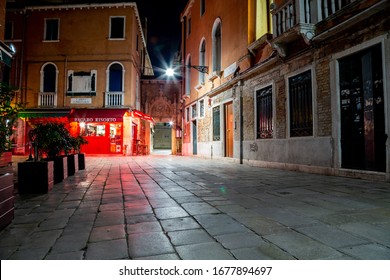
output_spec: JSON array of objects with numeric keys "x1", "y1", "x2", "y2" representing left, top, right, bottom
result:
[{"x1": 81, "y1": 123, "x2": 123, "y2": 154}]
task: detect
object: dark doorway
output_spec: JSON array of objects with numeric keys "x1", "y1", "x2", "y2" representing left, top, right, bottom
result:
[
  {"x1": 339, "y1": 44, "x2": 386, "y2": 172},
  {"x1": 192, "y1": 121, "x2": 197, "y2": 155}
]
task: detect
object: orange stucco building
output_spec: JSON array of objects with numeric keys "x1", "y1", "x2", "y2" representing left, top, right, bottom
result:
[{"x1": 6, "y1": 2, "x2": 154, "y2": 155}]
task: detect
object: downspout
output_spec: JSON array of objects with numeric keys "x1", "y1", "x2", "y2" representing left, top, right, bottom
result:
[
  {"x1": 18, "y1": 10, "x2": 27, "y2": 103},
  {"x1": 239, "y1": 80, "x2": 243, "y2": 164},
  {"x1": 63, "y1": 55, "x2": 67, "y2": 107}
]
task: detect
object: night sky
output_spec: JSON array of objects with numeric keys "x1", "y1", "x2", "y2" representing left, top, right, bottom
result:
[{"x1": 135, "y1": 0, "x2": 188, "y2": 77}]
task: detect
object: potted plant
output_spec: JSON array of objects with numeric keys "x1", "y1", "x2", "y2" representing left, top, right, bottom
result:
[
  {"x1": 0, "y1": 82, "x2": 23, "y2": 229},
  {"x1": 18, "y1": 122, "x2": 70, "y2": 193},
  {"x1": 70, "y1": 135, "x2": 88, "y2": 170}
]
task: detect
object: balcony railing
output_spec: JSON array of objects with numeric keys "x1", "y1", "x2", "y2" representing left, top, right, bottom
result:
[
  {"x1": 105, "y1": 92, "x2": 124, "y2": 107},
  {"x1": 272, "y1": 0, "x2": 358, "y2": 40},
  {"x1": 38, "y1": 92, "x2": 57, "y2": 108}
]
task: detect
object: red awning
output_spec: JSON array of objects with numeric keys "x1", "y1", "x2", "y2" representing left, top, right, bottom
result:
[
  {"x1": 69, "y1": 108, "x2": 129, "y2": 122},
  {"x1": 132, "y1": 109, "x2": 154, "y2": 123}
]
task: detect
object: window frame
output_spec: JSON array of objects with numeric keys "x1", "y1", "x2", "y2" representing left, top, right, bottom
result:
[
  {"x1": 40, "y1": 62, "x2": 58, "y2": 93},
  {"x1": 212, "y1": 18, "x2": 222, "y2": 74},
  {"x1": 255, "y1": 84, "x2": 274, "y2": 139},
  {"x1": 287, "y1": 68, "x2": 315, "y2": 138},
  {"x1": 199, "y1": 99, "x2": 205, "y2": 119},
  {"x1": 200, "y1": 0, "x2": 206, "y2": 16},
  {"x1": 212, "y1": 105, "x2": 221, "y2": 141},
  {"x1": 109, "y1": 16, "x2": 126, "y2": 40},
  {"x1": 199, "y1": 39, "x2": 206, "y2": 85},
  {"x1": 44, "y1": 18, "x2": 60, "y2": 42},
  {"x1": 106, "y1": 62, "x2": 125, "y2": 92},
  {"x1": 185, "y1": 54, "x2": 191, "y2": 96}
]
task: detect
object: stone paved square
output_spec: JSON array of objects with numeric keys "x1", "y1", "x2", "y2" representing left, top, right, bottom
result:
[{"x1": 1, "y1": 155, "x2": 389, "y2": 260}]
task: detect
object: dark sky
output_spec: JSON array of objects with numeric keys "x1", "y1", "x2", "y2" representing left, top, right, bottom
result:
[{"x1": 135, "y1": 0, "x2": 188, "y2": 77}]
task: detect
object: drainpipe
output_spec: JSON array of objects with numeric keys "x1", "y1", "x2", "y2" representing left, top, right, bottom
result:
[{"x1": 239, "y1": 80, "x2": 243, "y2": 164}]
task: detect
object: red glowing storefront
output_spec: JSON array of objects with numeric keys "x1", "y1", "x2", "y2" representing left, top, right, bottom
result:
[
  {"x1": 68, "y1": 108, "x2": 154, "y2": 155},
  {"x1": 16, "y1": 108, "x2": 153, "y2": 156},
  {"x1": 69, "y1": 108, "x2": 130, "y2": 154}
]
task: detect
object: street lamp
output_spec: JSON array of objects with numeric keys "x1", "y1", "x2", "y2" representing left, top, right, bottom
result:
[{"x1": 165, "y1": 63, "x2": 209, "y2": 76}]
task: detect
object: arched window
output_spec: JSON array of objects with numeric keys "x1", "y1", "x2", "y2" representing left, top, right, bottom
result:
[
  {"x1": 39, "y1": 63, "x2": 58, "y2": 107},
  {"x1": 108, "y1": 63, "x2": 124, "y2": 92},
  {"x1": 185, "y1": 55, "x2": 191, "y2": 96},
  {"x1": 42, "y1": 63, "x2": 57, "y2": 92},
  {"x1": 199, "y1": 39, "x2": 206, "y2": 85},
  {"x1": 212, "y1": 19, "x2": 222, "y2": 73}
]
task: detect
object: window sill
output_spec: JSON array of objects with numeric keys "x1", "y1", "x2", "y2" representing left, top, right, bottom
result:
[{"x1": 208, "y1": 71, "x2": 222, "y2": 81}]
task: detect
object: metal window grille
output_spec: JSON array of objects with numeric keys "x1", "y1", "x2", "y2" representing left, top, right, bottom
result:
[
  {"x1": 256, "y1": 85, "x2": 273, "y2": 139},
  {"x1": 289, "y1": 70, "x2": 313, "y2": 137}
]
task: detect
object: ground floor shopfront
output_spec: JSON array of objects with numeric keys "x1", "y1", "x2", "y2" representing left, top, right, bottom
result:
[{"x1": 15, "y1": 108, "x2": 153, "y2": 156}]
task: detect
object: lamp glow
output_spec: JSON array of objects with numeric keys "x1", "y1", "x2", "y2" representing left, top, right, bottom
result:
[{"x1": 166, "y1": 68, "x2": 175, "y2": 76}]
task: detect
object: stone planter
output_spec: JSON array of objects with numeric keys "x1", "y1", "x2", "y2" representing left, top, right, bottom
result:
[
  {"x1": 0, "y1": 172, "x2": 14, "y2": 230},
  {"x1": 78, "y1": 153, "x2": 85, "y2": 170},
  {"x1": 18, "y1": 161, "x2": 54, "y2": 194},
  {"x1": 67, "y1": 154, "x2": 79, "y2": 176},
  {"x1": 52, "y1": 156, "x2": 68, "y2": 184}
]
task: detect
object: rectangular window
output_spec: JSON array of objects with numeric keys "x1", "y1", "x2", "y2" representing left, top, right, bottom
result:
[
  {"x1": 187, "y1": 17, "x2": 191, "y2": 36},
  {"x1": 191, "y1": 104, "x2": 197, "y2": 119},
  {"x1": 44, "y1": 19, "x2": 59, "y2": 41},
  {"x1": 5, "y1": 21, "x2": 13, "y2": 40},
  {"x1": 213, "y1": 106, "x2": 220, "y2": 141},
  {"x1": 200, "y1": 0, "x2": 206, "y2": 16},
  {"x1": 256, "y1": 85, "x2": 273, "y2": 139},
  {"x1": 199, "y1": 99, "x2": 205, "y2": 118},
  {"x1": 110, "y1": 17, "x2": 125, "y2": 39},
  {"x1": 289, "y1": 70, "x2": 313, "y2": 137}
]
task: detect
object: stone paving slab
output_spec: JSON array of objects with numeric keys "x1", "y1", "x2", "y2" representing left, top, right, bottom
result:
[{"x1": 1, "y1": 155, "x2": 390, "y2": 260}]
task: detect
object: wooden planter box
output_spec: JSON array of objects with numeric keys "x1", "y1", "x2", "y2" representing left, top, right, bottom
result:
[
  {"x1": 0, "y1": 172, "x2": 14, "y2": 230},
  {"x1": 67, "y1": 154, "x2": 79, "y2": 176},
  {"x1": 78, "y1": 153, "x2": 85, "y2": 170},
  {"x1": 18, "y1": 161, "x2": 54, "y2": 194},
  {"x1": 52, "y1": 156, "x2": 68, "y2": 184}
]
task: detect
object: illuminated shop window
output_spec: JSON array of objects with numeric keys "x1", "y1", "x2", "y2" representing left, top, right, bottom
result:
[{"x1": 84, "y1": 124, "x2": 106, "y2": 136}]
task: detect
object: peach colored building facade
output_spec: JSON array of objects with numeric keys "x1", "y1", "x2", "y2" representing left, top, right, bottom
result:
[{"x1": 6, "y1": 2, "x2": 153, "y2": 155}]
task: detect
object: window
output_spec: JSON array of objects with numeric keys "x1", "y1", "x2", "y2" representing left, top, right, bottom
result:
[
  {"x1": 191, "y1": 104, "x2": 197, "y2": 119},
  {"x1": 213, "y1": 106, "x2": 220, "y2": 141},
  {"x1": 256, "y1": 85, "x2": 273, "y2": 139},
  {"x1": 5, "y1": 21, "x2": 13, "y2": 40},
  {"x1": 83, "y1": 124, "x2": 106, "y2": 137},
  {"x1": 185, "y1": 55, "x2": 191, "y2": 96},
  {"x1": 187, "y1": 17, "x2": 192, "y2": 36},
  {"x1": 289, "y1": 70, "x2": 313, "y2": 137},
  {"x1": 108, "y1": 63, "x2": 123, "y2": 92},
  {"x1": 199, "y1": 99, "x2": 205, "y2": 118},
  {"x1": 110, "y1": 17, "x2": 125, "y2": 39},
  {"x1": 199, "y1": 39, "x2": 206, "y2": 85},
  {"x1": 44, "y1": 19, "x2": 59, "y2": 41},
  {"x1": 200, "y1": 0, "x2": 206, "y2": 16},
  {"x1": 43, "y1": 63, "x2": 57, "y2": 92},
  {"x1": 212, "y1": 19, "x2": 222, "y2": 73}
]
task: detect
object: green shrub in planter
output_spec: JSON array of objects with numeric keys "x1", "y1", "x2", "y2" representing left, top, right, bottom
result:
[{"x1": 0, "y1": 83, "x2": 24, "y2": 228}]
